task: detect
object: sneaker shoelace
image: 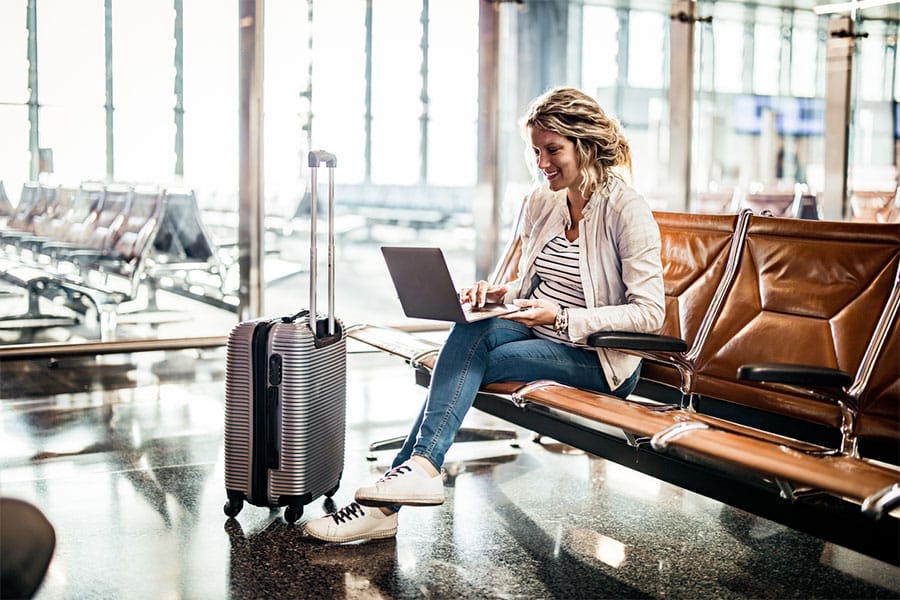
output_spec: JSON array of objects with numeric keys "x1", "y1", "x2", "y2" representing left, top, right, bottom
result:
[
  {"x1": 377, "y1": 464, "x2": 412, "y2": 482},
  {"x1": 330, "y1": 502, "x2": 366, "y2": 525}
]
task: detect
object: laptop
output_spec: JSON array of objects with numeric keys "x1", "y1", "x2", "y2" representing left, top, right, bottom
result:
[{"x1": 381, "y1": 246, "x2": 522, "y2": 323}]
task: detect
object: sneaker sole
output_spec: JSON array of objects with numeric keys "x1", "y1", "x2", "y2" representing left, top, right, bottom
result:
[
  {"x1": 304, "y1": 526, "x2": 398, "y2": 544},
  {"x1": 354, "y1": 494, "x2": 444, "y2": 507}
]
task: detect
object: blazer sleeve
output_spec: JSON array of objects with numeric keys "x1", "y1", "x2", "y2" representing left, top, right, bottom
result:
[{"x1": 567, "y1": 198, "x2": 665, "y2": 341}]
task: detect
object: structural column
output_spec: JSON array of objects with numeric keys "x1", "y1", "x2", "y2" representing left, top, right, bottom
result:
[
  {"x1": 238, "y1": 0, "x2": 265, "y2": 319},
  {"x1": 174, "y1": 0, "x2": 184, "y2": 179},
  {"x1": 104, "y1": 0, "x2": 114, "y2": 180},
  {"x1": 822, "y1": 15, "x2": 854, "y2": 221},
  {"x1": 475, "y1": 0, "x2": 502, "y2": 280},
  {"x1": 26, "y1": 0, "x2": 39, "y2": 180},
  {"x1": 667, "y1": 0, "x2": 696, "y2": 212}
]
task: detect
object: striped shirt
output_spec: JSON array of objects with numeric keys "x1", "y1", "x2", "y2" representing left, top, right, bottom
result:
[{"x1": 531, "y1": 234, "x2": 587, "y2": 346}]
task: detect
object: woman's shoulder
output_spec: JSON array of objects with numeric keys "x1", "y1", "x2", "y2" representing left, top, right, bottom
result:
[
  {"x1": 527, "y1": 184, "x2": 564, "y2": 202},
  {"x1": 525, "y1": 185, "x2": 566, "y2": 212},
  {"x1": 598, "y1": 178, "x2": 653, "y2": 218}
]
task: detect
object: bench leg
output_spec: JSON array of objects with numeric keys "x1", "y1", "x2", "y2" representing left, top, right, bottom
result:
[
  {"x1": 838, "y1": 401, "x2": 859, "y2": 457},
  {"x1": 0, "y1": 280, "x2": 80, "y2": 330},
  {"x1": 99, "y1": 309, "x2": 118, "y2": 341}
]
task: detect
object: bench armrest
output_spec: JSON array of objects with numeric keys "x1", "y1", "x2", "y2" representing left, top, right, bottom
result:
[
  {"x1": 737, "y1": 363, "x2": 852, "y2": 388},
  {"x1": 587, "y1": 331, "x2": 688, "y2": 352},
  {"x1": 65, "y1": 251, "x2": 128, "y2": 266}
]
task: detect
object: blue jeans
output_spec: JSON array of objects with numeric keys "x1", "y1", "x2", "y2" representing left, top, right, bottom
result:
[{"x1": 391, "y1": 318, "x2": 641, "y2": 472}]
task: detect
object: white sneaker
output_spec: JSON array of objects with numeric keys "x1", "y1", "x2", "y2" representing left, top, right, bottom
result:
[
  {"x1": 355, "y1": 459, "x2": 445, "y2": 507},
  {"x1": 303, "y1": 502, "x2": 398, "y2": 543}
]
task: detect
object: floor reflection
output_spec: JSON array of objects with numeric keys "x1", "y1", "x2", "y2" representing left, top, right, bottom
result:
[
  {"x1": 1, "y1": 350, "x2": 897, "y2": 599},
  {"x1": 226, "y1": 516, "x2": 402, "y2": 600}
]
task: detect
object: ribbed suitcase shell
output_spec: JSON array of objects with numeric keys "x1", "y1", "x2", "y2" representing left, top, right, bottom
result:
[
  {"x1": 224, "y1": 149, "x2": 344, "y2": 522},
  {"x1": 224, "y1": 317, "x2": 346, "y2": 510}
]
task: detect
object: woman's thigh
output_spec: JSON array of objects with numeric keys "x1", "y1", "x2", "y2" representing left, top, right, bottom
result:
[{"x1": 481, "y1": 338, "x2": 613, "y2": 394}]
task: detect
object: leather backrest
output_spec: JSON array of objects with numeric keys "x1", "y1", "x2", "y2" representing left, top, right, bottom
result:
[
  {"x1": 8, "y1": 183, "x2": 41, "y2": 230},
  {"x1": 8, "y1": 183, "x2": 55, "y2": 233},
  {"x1": 89, "y1": 185, "x2": 132, "y2": 251},
  {"x1": 653, "y1": 212, "x2": 742, "y2": 346},
  {"x1": 62, "y1": 185, "x2": 105, "y2": 244},
  {"x1": 494, "y1": 238, "x2": 522, "y2": 285},
  {"x1": 693, "y1": 216, "x2": 900, "y2": 444},
  {"x1": 152, "y1": 190, "x2": 216, "y2": 261},
  {"x1": 0, "y1": 180, "x2": 14, "y2": 217},
  {"x1": 638, "y1": 212, "x2": 747, "y2": 390},
  {"x1": 112, "y1": 188, "x2": 164, "y2": 263},
  {"x1": 855, "y1": 275, "x2": 899, "y2": 442},
  {"x1": 33, "y1": 187, "x2": 76, "y2": 237}
]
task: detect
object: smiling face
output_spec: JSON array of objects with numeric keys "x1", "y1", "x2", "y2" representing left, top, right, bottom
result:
[{"x1": 530, "y1": 126, "x2": 583, "y2": 199}]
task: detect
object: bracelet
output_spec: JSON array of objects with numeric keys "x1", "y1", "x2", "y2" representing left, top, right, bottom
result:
[{"x1": 553, "y1": 307, "x2": 569, "y2": 333}]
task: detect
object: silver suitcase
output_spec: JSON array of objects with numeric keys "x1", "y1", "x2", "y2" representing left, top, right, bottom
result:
[{"x1": 223, "y1": 150, "x2": 345, "y2": 524}]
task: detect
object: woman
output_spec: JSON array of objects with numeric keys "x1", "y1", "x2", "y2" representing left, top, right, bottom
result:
[{"x1": 304, "y1": 86, "x2": 665, "y2": 543}]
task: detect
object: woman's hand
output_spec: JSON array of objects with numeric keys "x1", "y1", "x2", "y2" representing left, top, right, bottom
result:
[
  {"x1": 500, "y1": 298, "x2": 559, "y2": 327},
  {"x1": 459, "y1": 281, "x2": 508, "y2": 307}
]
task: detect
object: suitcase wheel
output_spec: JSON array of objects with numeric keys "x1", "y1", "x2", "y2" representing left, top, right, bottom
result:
[
  {"x1": 284, "y1": 504, "x2": 304, "y2": 524},
  {"x1": 223, "y1": 497, "x2": 243, "y2": 518},
  {"x1": 325, "y1": 481, "x2": 340, "y2": 498}
]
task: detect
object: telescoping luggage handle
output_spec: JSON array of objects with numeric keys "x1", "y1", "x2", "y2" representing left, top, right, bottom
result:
[{"x1": 307, "y1": 150, "x2": 337, "y2": 339}]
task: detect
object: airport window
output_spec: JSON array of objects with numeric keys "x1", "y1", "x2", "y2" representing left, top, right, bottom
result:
[
  {"x1": 183, "y1": 0, "x2": 238, "y2": 208},
  {"x1": 112, "y1": 1, "x2": 177, "y2": 183},
  {"x1": 752, "y1": 10, "x2": 781, "y2": 96},
  {"x1": 425, "y1": 0, "x2": 478, "y2": 187},
  {"x1": 713, "y1": 19, "x2": 744, "y2": 94},
  {"x1": 310, "y1": 0, "x2": 368, "y2": 184},
  {"x1": 581, "y1": 5, "x2": 618, "y2": 92},
  {"x1": 0, "y1": 1, "x2": 29, "y2": 198},
  {"x1": 789, "y1": 13, "x2": 820, "y2": 98},
  {"x1": 371, "y1": 1, "x2": 425, "y2": 185},
  {"x1": 264, "y1": 0, "x2": 316, "y2": 215},
  {"x1": 1, "y1": 0, "x2": 890, "y2": 353},
  {"x1": 859, "y1": 21, "x2": 890, "y2": 102},
  {"x1": 627, "y1": 11, "x2": 666, "y2": 90},
  {"x1": 0, "y1": 2, "x2": 28, "y2": 105},
  {"x1": 36, "y1": 0, "x2": 106, "y2": 186}
]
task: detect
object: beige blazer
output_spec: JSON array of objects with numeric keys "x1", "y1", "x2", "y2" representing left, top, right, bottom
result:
[{"x1": 503, "y1": 178, "x2": 665, "y2": 390}]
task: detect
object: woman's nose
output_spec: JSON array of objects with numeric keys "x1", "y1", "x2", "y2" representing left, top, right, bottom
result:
[{"x1": 535, "y1": 152, "x2": 548, "y2": 168}]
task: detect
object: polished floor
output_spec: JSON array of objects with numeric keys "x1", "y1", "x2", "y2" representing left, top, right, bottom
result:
[{"x1": 1, "y1": 347, "x2": 898, "y2": 599}]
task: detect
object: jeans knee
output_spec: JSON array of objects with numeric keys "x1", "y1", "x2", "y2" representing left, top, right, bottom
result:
[
  {"x1": 448, "y1": 319, "x2": 492, "y2": 341},
  {"x1": 448, "y1": 318, "x2": 527, "y2": 350}
]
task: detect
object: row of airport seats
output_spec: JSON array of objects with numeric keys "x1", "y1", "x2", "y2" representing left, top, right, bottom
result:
[
  {"x1": 0, "y1": 180, "x2": 237, "y2": 339},
  {"x1": 694, "y1": 184, "x2": 822, "y2": 219},
  {"x1": 0, "y1": 181, "x2": 13, "y2": 218},
  {"x1": 694, "y1": 183, "x2": 900, "y2": 222},
  {"x1": 347, "y1": 207, "x2": 900, "y2": 565},
  {"x1": 849, "y1": 188, "x2": 900, "y2": 223}
]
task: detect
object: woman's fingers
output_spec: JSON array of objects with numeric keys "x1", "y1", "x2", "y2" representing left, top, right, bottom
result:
[
  {"x1": 460, "y1": 281, "x2": 505, "y2": 306},
  {"x1": 476, "y1": 281, "x2": 488, "y2": 306},
  {"x1": 503, "y1": 299, "x2": 559, "y2": 327}
]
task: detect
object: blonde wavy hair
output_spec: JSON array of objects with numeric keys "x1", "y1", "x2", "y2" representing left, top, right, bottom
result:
[{"x1": 521, "y1": 86, "x2": 633, "y2": 199}]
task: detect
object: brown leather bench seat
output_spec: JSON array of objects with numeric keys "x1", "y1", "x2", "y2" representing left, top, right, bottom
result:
[
  {"x1": 346, "y1": 210, "x2": 900, "y2": 565},
  {"x1": 688, "y1": 216, "x2": 900, "y2": 456},
  {"x1": 348, "y1": 322, "x2": 899, "y2": 503}
]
